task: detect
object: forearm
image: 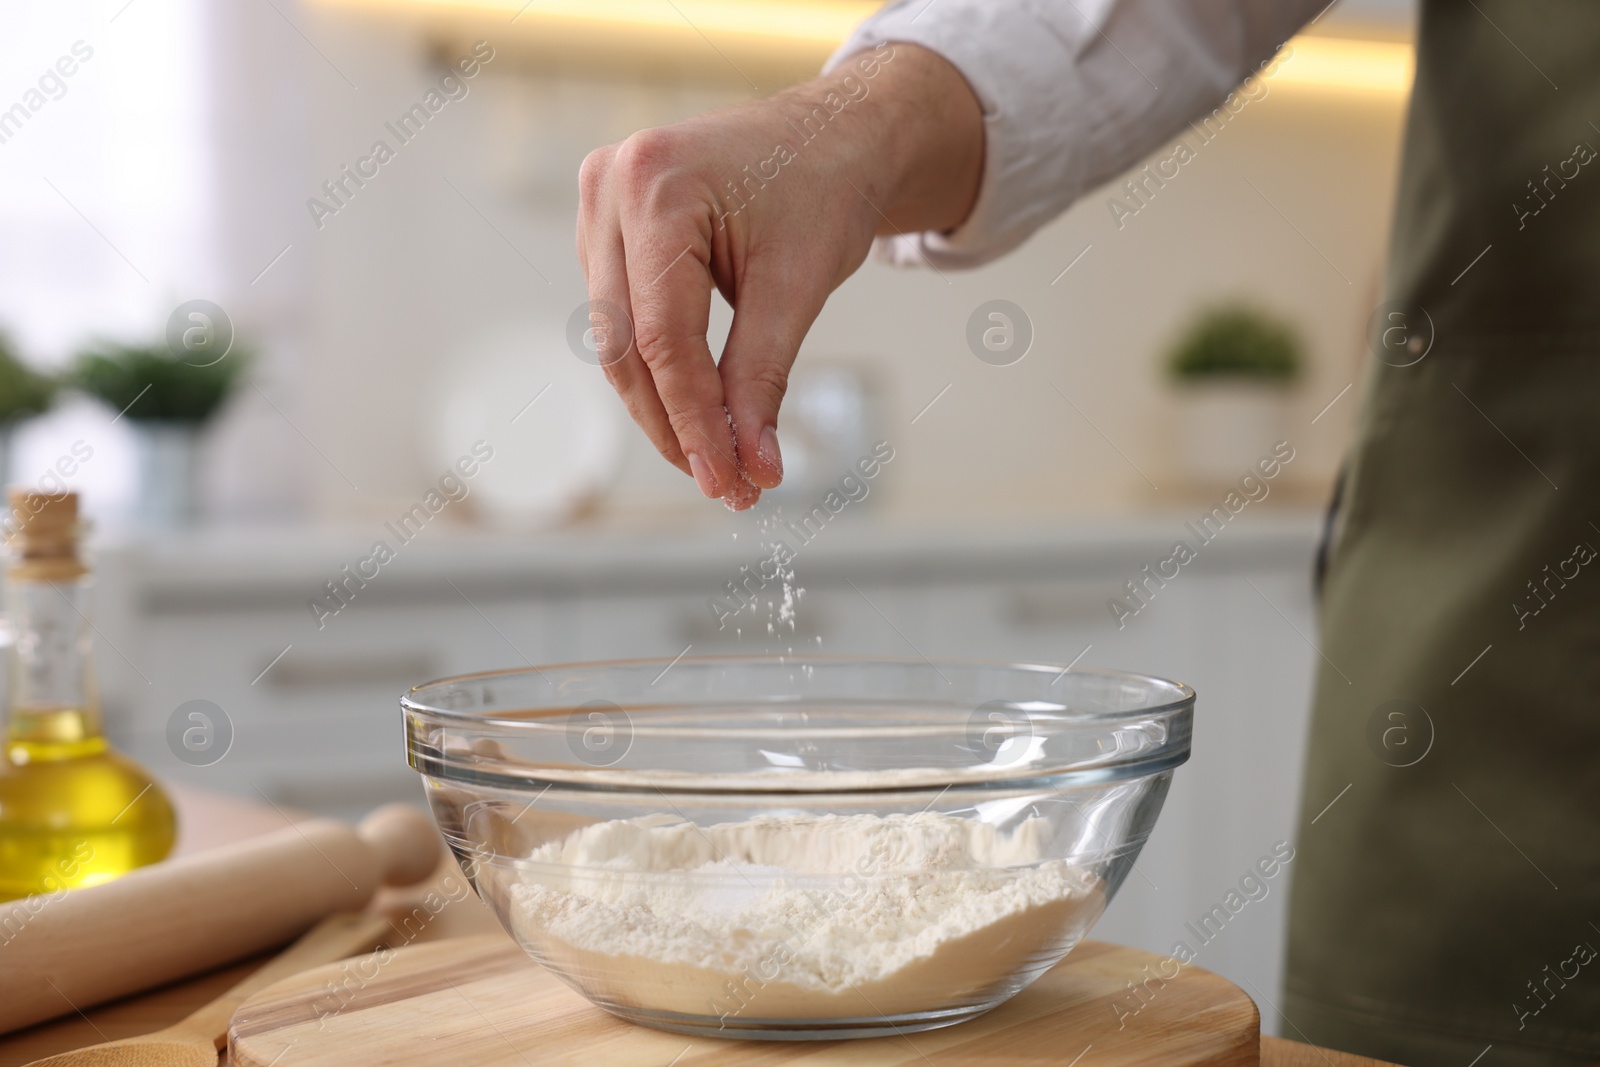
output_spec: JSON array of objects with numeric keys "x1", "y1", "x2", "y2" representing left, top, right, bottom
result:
[
  {"x1": 769, "y1": 43, "x2": 984, "y2": 238},
  {"x1": 828, "y1": 0, "x2": 1330, "y2": 267}
]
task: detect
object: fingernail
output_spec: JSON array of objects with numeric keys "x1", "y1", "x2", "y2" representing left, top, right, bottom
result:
[
  {"x1": 758, "y1": 425, "x2": 783, "y2": 479},
  {"x1": 723, "y1": 475, "x2": 761, "y2": 511},
  {"x1": 688, "y1": 452, "x2": 719, "y2": 497}
]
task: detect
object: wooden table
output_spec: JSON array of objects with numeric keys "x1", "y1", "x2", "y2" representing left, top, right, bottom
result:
[{"x1": 0, "y1": 788, "x2": 1397, "y2": 1067}]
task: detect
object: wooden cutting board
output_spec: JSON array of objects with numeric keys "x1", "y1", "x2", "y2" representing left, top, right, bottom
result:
[{"x1": 230, "y1": 936, "x2": 1259, "y2": 1066}]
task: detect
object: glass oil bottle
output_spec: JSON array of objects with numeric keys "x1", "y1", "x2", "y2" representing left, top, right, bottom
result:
[{"x1": 0, "y1": 490, "x2": 175, "y2": 900}]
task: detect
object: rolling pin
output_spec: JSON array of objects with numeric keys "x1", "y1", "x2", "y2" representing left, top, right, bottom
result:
[{"x1": 0, "y1": 803, "x2": 442, "y2": 1035}]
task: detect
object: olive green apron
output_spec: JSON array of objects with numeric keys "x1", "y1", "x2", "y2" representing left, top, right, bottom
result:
[{"x1": 1283, "y1": 3, "x2": 1600, "y2": 1065}]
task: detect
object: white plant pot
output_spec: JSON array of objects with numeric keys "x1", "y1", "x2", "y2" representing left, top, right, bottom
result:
[
  {"x1": 134, "y1": 422, "x2": 201, "y2": 528},
  {"x1": 1170, "y1": 383, "x2": 1289, "y2": 486}
]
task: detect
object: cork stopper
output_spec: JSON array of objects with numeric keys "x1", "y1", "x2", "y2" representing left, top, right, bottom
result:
[{"x1": 6, "y1": 490, "x2": 87, "y2": 580}]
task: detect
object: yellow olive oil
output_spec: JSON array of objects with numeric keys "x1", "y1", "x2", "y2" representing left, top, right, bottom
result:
[
  {"x1": 0, "y1": 708, "x2": 175, "y2": 900},
  {"x1": 0, "y1": 491, "x2": 175, "y2": 902}
]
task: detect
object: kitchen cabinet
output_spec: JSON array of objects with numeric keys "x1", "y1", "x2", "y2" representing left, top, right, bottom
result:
[{"x1": 84, "y1": 511, "x2": 1320, "y2": 1027}]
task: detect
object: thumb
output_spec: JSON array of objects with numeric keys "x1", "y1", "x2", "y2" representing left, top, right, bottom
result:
[{"x1": 719, "y1": 270, "x2": 823, "y2": 490}]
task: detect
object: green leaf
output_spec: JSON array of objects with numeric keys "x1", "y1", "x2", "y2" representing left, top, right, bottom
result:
[
  {"x1": 1166, "y1": 304, "x2": 1304, "y2": 384},
  {"x1": 72, "y1": 341, "x2": 247, "y2": 424},
  {"x1": 0, "y1": 332, "x2": 58, "y2": 424}
]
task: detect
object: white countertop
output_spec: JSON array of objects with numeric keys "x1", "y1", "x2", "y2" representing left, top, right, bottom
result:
[{"x1": 97, "y1": 507, "x2": 1324, "y2": 610}]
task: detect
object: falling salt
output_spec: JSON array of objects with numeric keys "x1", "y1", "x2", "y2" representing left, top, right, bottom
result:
[{"x1": 755, "y1": 508, "x2": 805, "y2": 640}]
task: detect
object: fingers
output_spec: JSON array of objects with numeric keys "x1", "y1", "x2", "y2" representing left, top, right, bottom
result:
[
  {"x1": 617, "y1": 179, "x2": 753, "y2": 507},
  {"x1": 624, "y1": 228, "x2": 751, "y2": 504},
  {"x1": 719, "y1": 266, "x2": 822, "y2": 490},
  {"x1": 584, "y1": 134, "x2": 758, "y2": 508},
  {"x1": 578, "y1": 147, "x2": 689, "y2": 478}
]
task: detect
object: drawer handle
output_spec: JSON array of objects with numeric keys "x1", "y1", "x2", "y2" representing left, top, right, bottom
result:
[
  {"x1": 1005, "y1": 589, "x2": 1108, "y2": 628},
  {"x1": 259, "y1": 652, "x2": 437, "y2": 689}
]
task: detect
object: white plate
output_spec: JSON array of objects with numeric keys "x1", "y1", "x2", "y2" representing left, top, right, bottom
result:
[{"x1": 430, "y1": 321, "x2": 625, "y2": 528}]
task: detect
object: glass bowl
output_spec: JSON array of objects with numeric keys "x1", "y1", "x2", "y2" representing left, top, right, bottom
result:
[{"x1": 403, "y1": 657, "x2": 1192, "y2": 1041}]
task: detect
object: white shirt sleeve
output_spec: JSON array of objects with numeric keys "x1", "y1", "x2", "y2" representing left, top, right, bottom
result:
[{"x1": 825, "y1": 0, "x2": 1328, "y2": 268}]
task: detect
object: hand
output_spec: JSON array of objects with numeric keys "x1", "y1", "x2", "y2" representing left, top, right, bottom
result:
[{"x1": 576, "y1": 43, "x2": 983, "y2": 508}]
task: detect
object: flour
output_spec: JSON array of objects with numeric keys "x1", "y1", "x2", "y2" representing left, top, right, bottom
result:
[{"x1": 507, "y1": 812, "x2": 1103, "y2": 1022}]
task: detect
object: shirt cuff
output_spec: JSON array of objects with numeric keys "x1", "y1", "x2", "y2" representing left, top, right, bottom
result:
[{"x1": 824, "y1": 0, "x2": 1086, "y2": 270}]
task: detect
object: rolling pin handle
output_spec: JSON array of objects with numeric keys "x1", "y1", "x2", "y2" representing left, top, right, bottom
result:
[{"x1": 357, "y1": 804, "x2": 442, "y2": 887}]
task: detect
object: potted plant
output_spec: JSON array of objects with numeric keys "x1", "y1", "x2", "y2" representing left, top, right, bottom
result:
[
  {"x1": 1164, "y1": 304, "x2": 1303, "y2": 485},
  {"x1": 73, "y1": 341, "x2": 246, "y2": 526},
  {"x1": 0, "y1": 334, "x2": 59, "y2": 485}
]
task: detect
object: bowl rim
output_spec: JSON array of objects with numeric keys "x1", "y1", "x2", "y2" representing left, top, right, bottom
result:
[
  {"x1": 401, "y1": 654, "x2": 1196, "y2": 722},
  {"x1": 402, "y1": 655, "x2": 1194, "y2": 794}
]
